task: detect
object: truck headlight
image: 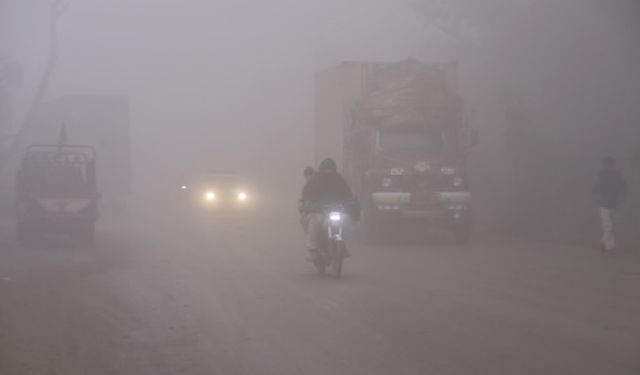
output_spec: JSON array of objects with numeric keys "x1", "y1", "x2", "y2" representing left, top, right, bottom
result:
[
  {"x1": 440, "y1": 166, "x2": 456, "y2": 175},
  {"x1": 453, "y1": 177, "x2": 463, "y2": 187}
]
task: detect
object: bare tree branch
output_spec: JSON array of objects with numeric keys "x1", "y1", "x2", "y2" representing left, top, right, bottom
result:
[{"x1": 0, "y1": 0, "x2": 68, "y2": 175}]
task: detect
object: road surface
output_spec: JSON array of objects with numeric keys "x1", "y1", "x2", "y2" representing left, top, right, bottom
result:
[{"x1": 0, "y1": 206, "x2": 638, "y2": 374}]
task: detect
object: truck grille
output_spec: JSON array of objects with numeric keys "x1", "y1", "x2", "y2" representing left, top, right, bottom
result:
[{"x1": 376, "y1": 173, "x2": 467, "y2": 192}]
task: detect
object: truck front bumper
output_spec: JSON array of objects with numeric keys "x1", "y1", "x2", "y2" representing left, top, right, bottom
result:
[
  {"x1": 21, "y1": 213, "x2": 99, "y2": 227},
  {"x1": 370, "y1": 191, "x2": 470, "y2": 221}
]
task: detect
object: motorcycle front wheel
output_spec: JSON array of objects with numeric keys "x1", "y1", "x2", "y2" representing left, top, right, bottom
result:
[
  {"x1": 314, "y1": 257, "x2": 326, "y2": 275},
  {"x1": 331, "y1": 240, "x2": 345, "y2": 278}
]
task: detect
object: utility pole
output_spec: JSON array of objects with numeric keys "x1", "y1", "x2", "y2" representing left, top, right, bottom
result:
[
  {"x1": 0, "y1": 56, "x2": 22, "y2": 166},
  {"x1": 0, "y1": 0, "x2": 12, "y2": 161}
]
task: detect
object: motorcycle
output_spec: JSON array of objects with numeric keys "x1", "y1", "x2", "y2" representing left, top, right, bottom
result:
[{"x1": 311, "y1": 205, "x2": 348, "y2": 278}]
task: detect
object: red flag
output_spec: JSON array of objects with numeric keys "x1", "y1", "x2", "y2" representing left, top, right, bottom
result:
[{"x1": 56, "y1": 123, "x2": 68, "y2": 156}]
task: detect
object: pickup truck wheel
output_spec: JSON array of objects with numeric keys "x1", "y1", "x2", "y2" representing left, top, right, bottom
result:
[
  {"x1": 77, "y1": 223, "x2": 96, "y2": 247},
  {"x1": 17, "y1": 222, "x2": 40, "y2": 246},
  {"x1": 452, "y1": 220, "x2": 472, "y2": 244}
]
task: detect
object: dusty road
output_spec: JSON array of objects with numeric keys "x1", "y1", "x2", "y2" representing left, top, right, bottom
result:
[{"x1": 0, "y1": 206, "x2": 638, "y2": 375}]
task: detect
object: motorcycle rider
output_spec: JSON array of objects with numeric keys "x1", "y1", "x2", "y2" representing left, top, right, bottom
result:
[
  {"x1": 300, "y1": 158, "x2": 357, "y2": 260},
  {"x1": 593, "y1": 156, "x2": 627, "y2": 256}
]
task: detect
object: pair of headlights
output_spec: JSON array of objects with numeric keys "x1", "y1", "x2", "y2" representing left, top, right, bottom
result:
[
  {"x1": 205, "y1": 191, "x2": 248, "y2": 202},
  {"x1": 180, "y1": 185, "x2": 248, "y2": 202}
]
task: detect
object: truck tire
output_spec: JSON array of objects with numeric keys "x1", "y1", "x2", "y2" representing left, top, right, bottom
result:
[
  {"x1": 76, "y1": 223, "x2": 96, "y2": 247},
  {"x1": 17, "y1": 222, "x2": 29, "y2": 244},
  {"x1": 452, "y1": 220, "x2": 472, "y2": 244},
  {"x1": 361, "y1": 210, "x2": 383, "y2": 245},
  {"x1": 17, "y1": 222, "x2": 40, "y2": 246}
]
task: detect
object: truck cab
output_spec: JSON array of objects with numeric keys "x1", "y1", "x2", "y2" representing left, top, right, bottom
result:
[{"x1": 359, "y1": 124, "x2": 472, "y2": 242}]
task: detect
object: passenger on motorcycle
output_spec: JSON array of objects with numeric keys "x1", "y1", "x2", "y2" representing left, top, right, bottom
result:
[
  {"x1": 303, "y1": 166, "x2": 315, "y2": 183},
  {"x1": 299, "y1": 158, "x2": 358, "y2": 260},
  {"x1": 299, "y1": 166, "x2": 316, "y2": 230}
]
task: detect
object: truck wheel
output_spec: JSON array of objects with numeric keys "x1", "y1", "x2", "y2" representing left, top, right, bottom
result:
[
  {"x1": 315, "y1": 260, "x2": 327, "y2": 275},
  {"x1": 452, "y1": 220, "x2": 472, "y2": 244},
  {"x1": 361, "y1": 211, "x2": 382, "y2": 245},
  {"x1": 17, "y1": 222, "x2": 29, "y2": 244},
  {"x1": 18, "y1": 222, "x2": 40, "y2": 246},
  {"x1": 77, "y1": 223, "x2": 96, "y2": 247}
]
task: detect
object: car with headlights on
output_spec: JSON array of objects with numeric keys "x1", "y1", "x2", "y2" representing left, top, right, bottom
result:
[{"x1": 178, "y1": 171, "x2": 253, "y2": 215}]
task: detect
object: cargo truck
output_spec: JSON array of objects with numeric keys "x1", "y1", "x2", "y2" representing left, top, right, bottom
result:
[
  {"x1": 24, "y1": 95, "x2": 132, "y2": 213},
  {"x1": 315, "y1": 59, "x2": 475, "y2": 243},
  {"x1": 16, "y1": 144, "x2": 99, "y2": 245}
]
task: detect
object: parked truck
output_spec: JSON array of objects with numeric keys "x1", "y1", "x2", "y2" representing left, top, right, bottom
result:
[
  {"x1": 16, "y1": 144, "x2": 99, "y2": 245},
  {"x1": 24, "y1": 95, "x2": 132, "y2": 213},
  {"x1": 315, "y1": 58, "x2": 475, "y2": 242}
]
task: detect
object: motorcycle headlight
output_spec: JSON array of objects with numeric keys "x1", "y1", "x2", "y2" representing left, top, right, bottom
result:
[
  {"x1": 205, "y1": 191, "x2": 216, "y2": 201},
  {"x1": 181, "y1": 185, "x2": 188, "y2": 190},
  {"x1": 237, "y1": 191, "x2": 248, "y2": 201},
  {"x1": 329, "y1": 212, "x2": 342, "y2": 222}
]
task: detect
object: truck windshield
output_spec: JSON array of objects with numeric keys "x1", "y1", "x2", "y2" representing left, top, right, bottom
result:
[
  {"x1": 201, "y1": 173, "x2": 240, "y2": 187},
  {"x1": 27, "y1": 164, "x2": 91, "y2": 193},
  {"x1": 378, "y1": 128, "x2": 443, "y2": 153}
]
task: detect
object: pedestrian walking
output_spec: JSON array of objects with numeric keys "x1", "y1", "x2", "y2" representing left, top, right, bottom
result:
[{"x1": 593, "y1": 156, "x2": 627, "y2": 256}]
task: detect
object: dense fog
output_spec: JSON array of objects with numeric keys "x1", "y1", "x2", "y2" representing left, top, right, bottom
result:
[
  {"x1": 1, "y1": 2, "x2": 639, "y2": 374},
  {"x1": 2, "y1": 0, "x2": 639, "y2": 243}
]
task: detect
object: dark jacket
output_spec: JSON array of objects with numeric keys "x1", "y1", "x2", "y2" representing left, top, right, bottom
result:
[
  {"x1": 302, "y1": 171, "x2": 352, "y2": 205},
  {"x1": 593, "y1": 166, "x2": 626, "y2": 209}
]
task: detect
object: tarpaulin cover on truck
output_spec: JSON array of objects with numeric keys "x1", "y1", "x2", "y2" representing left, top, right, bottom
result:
[{"x1": 357, "y1": 60, "x2": 463, "y2": 129}]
